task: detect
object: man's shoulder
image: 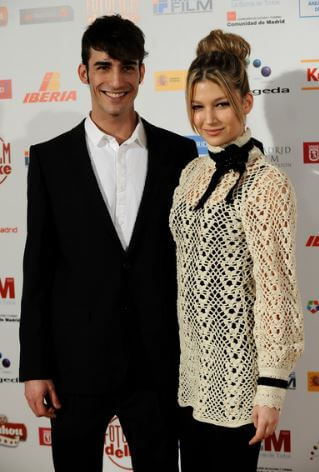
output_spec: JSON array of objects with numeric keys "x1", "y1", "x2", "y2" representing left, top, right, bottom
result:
[
  {"x1": 141, "y1": 118, "x2": 195, "y2": 147},
  {"x1": 31, "y1": 120, "x2": 85, "y2": 151}
]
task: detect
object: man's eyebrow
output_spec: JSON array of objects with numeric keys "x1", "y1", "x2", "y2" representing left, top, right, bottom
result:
[
  {"x1": 93, "y1": 60, "x2": 139, "y2": 67},
  {"x1": 93, "y1": 61, "x2": 111, "y2": 67},
  {"x1": 122, "y1": 60, "x2": 139, "y2": 65}
]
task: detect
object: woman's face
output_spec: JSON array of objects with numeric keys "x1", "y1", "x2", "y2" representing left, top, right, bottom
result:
[{"x1": 191, "y1": 80, "x2": 253, "y2": 147}]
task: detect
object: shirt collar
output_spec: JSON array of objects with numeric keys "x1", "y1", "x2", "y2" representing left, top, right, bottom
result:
[{"x1": 85, "y1": 113, "x2": 147, "y2": 149}]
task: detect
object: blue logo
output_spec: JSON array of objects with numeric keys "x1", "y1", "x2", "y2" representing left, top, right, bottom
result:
[
  {"x1": 153, "y1": 0, "x2": 213, "y2": 15},
  {"x1": 252, "y1": 58, "x2": 272, "y2": 77},
  {"x1": 0, "y1": 351, "x2": 11, "y2": 369},
  {"x1": 187, "y1": 135, "x2": 208, "y2": 155}
]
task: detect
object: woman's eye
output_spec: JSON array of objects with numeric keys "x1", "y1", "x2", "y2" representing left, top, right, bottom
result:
[
  {"x1": 217, "y1": 101, "x2": 230, "y2": 108},
  {"x1": 191, "y1": 105, "x2": 202, "y2": 110}
]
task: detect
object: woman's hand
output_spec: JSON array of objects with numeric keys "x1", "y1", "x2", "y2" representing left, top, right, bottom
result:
[{"x1": 249, "y1": 405, "x2": 279, "y2": 445}]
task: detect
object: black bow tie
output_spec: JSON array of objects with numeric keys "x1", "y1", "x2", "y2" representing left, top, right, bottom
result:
[{"x1": 194, "y1": 137, "x2": 263, "y2": 210}]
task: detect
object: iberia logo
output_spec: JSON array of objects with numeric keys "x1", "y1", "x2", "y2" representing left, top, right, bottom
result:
[
  {"x1": 0, "y1": 138, "x2": 12, "y2": 185},
  {"x1": 104, "y1": 416, "x2": 132, "y2": 470},
  {"x1": 23, "y1": 72, "x2": 77, "y2": 103},
  {"x1": 0, "y1": 415, "x2": 27, "y2": 447}
]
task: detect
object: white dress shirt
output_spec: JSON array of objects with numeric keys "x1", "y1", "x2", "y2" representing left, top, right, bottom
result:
[{"x1": 85, "y1": 114, "x2": 148, "y2": 250}]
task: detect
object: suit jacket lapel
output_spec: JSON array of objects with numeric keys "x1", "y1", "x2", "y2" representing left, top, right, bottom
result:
[
  {"x1": 69, "y1": 120, "x2": 125, "y2": 253},
  {"x1": 127, "y1": 119, "x2": 165, "y2": 255}
]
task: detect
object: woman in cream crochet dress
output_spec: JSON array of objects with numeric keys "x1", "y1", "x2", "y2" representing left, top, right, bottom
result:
[{"x1": 169, "y1": 30, "x2": 304, "y2": 471}]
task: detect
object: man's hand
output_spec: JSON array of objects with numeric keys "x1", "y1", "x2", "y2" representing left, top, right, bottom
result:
[
  {"x1": 24, "y1": 379, "x2": 61, "y2": 418},
  {"x1": 249, "y1": 405, "x2": 279, "y2": 445}
]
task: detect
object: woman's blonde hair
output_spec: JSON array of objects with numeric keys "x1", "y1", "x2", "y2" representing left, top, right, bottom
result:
[{"x1": 186, "y1": 30, "x2": 251, "y2": 131}]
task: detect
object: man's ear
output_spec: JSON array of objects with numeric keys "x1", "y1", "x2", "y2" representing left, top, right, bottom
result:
[
  {"x1": 78, "y1": 64, "x2": 89, "y2": 84},
  {"x1": 139, "y1": 63, "x2": 145, "y2": 84}
]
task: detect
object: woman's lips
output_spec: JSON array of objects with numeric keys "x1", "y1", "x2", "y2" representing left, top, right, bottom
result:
[{"x1": 203, "y1": 128, "x2": 224, "y2": 136}]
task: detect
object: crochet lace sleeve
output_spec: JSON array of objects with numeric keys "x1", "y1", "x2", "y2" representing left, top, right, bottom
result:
[{"x1": 242, "y1": 167, "x2": 304, "y2": 410}]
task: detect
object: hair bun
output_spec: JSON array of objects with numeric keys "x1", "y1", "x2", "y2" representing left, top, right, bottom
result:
[{"x1": 196, "y1": 29, "x2": 250, "y2": 64}]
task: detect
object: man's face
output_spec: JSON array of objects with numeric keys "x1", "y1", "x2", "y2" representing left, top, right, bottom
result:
[{"x1": 78, "y1": 48, "x2": 145, "y2": 121}]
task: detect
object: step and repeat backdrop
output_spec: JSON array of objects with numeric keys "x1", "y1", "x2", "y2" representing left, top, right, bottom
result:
[{"x1": 0, "y1": 0, "x2": 318, "y2": 471}]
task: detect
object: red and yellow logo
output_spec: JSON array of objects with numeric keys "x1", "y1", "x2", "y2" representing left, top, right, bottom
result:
[
  {"x1": 23, "y1": 73, "x2": 77, "y2": 103},
  {"x1": 154, "y1": 70, "x2": 187, "y2": 91},
  {"x1": 301, "y1": 59, "x2": 319, "y2": 91},
  {"x1": 0, "y1": 138, "x2": 11, "y2": 185},
  {"x1": 0, "y1": 415, "x2": 27, "y2": 447}
]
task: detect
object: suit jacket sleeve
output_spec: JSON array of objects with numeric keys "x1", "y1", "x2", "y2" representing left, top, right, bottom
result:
[{"x1": 19, "y1": 145, "x2": 56, "y2": 381}]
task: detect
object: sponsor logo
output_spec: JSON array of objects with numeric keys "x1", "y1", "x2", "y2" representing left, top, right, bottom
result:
[
  {"x1": 306, "y1": 235, "x2": 319, "y2": 247},
  {"x1": 105, "y1": 416, "x2": 132, "y2": 470},
  {"x1": 301, "y1": 59, "x2": 319, "y2": 91},
  {"x1": 226, "y1": 0, "x2": 285, "y2": 27},
  {"x1": 308, "y1": 372, "x2": 319, "y2": 391},
  {"x1": 0, "y1": 278, "x2": 15, "y2": 301},
  {"x1": 187, "y1": 135, "x2": 208, "y2": 155},
  {"x1": 251, "y1": 58, "x2": 271, "y2": 77},
  {"x1": 299, "y1": 0, "x2": 319, "y2": 17},
  {"x1": 24, "y1": 149, "x2": 29, "y2": 166},
  {"x1": 0, "y1": 227, "x2": 18, "y2": 234},
  {"x1": 307, "y1": 300, "x2": 319, "y2": 314},
  {"x1": 249, "y1": 57, "x2": 290, "y2": 97},
  {"x1": 23, "y1": 73, "x2": 77, "y2": 104},
  {"x1": 86, "y1": 0, "x2": 140, "y2": 24},
  {"x1": 0, "y1": 7, "x2": 8, "y2": 26},
  {"x1": 265, "y1": 144, "x2": 292, "y2": 168},
  {"x1": 0, "y1": 138, "x2": 12, "y2": 185},
  {"x1": 153, "y1": 0, "x2": 213, "y2": 15},
  {"x1": 0, "y1": 314, "x2": 20, "y2": 323},
  {"x1": 0, "y1": 415, "x2": 27, "y2": 447},
  {"x1": 154, "y1": 70, "x2": 186, "y2": 91},
  {"x1": 0, "y1": 377, "x2": 19, "y2": 384},
  {"x1": 260, "y1": 430, "x2": 291, "y2": 459},
  {"x1": 0, "y1": 352, "x2": 11, "y2": 370},
  {"x1": 0, "y1": 349, "x2": 16, "y2": 382},
  {"x1": 252, "y1": 86, "x2": 290, "y2": 96},
  {"x1": 39, "y1": 427, "x2": 52, "y2": 446},
  {"x1": 20, "y1": 6, "x2": 74, "y2": 25},
  {"x1": 287, "y1": 372, "x2": 296, "y2": 390},
  {"x1": 39, "y1": 418, "x2": 133, "y2": 469},
  {"x1": 304, "y1": 142, "x2": 319, "y2": 162},
  {"x1": 0, "y1": 80, "x2": 12, "y2": 99}
]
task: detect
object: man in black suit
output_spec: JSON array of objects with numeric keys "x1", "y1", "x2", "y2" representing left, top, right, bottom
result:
[{"x1": 19, "y1": 14, "x2": 197, "y2": 472}]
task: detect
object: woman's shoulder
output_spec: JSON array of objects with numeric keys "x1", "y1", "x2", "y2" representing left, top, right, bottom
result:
[{"x1": 179, "y1": 155, "x2": 209, "y2": 183}]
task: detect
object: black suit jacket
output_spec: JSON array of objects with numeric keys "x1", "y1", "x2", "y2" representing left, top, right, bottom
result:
[{"x1": 19, "y1": 119, "x2": 197, "y2": 396}]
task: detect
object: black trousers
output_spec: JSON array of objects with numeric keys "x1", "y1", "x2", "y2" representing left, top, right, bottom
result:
[
  {"x1": 50, "y1": 385, "x2": 179, "y2": 472},
  {"x1": 179, "y1": 407, "x2": 261, "y2": 472}
]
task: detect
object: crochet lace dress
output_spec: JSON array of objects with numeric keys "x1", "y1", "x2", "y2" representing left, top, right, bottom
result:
[{"x1": 169, "y1": 129, "x2": 304, "y2": 427}]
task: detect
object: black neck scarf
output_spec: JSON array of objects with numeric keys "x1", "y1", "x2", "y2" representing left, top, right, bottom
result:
[{"x1": 194, "y1": 137, "x2": 264, "y2": 210}]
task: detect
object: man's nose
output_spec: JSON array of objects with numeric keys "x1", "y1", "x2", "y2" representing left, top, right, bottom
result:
[{"x1": 109, "y1": 69, "x2": 122, "y2": 89}]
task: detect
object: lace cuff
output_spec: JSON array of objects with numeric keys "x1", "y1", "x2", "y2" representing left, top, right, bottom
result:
[{"x1": 253, "y1": 385, "x2": 286, "y2": 411}]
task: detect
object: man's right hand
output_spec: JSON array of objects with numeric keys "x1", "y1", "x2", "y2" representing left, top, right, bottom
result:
[{"x1": 24, "y1": 379, "x2": 62, "y2": 418}]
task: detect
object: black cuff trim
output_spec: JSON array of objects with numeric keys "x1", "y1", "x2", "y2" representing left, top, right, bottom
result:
[{"x1": 257, "y1": 377, "x2": 288, "y2": 389}]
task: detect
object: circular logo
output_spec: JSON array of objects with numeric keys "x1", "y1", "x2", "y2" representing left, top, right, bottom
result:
[{"x1": 104, "y1": 416, "x2": 132, "y2": 470}]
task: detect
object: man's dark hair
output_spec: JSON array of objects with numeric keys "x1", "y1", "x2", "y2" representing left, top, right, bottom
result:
[{"x1": 81, "y1": 15, "x2": 148, "y2": 68}]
